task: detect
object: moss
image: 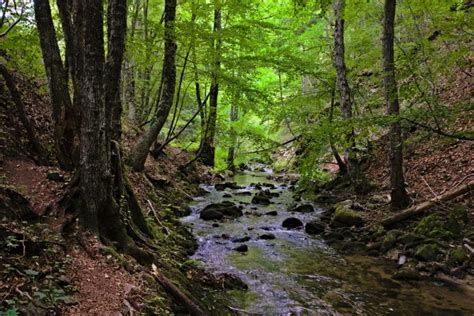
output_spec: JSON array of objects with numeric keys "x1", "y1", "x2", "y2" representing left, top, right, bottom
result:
[
  {"x1": 448, "y1": 247, "x2": 468, "y2": 266},
  {"x1": 331, "y1": 205, "x2": 363, "y2": 227},
  {"x1": 415, "y1": 243, "x2": 440, "y2": 261},
  {"x1": 415, "y1": 214, "x2": 455, "y2": 240},
  {"x1": 380, "y1": 230, "x2": 402, "y2": 252},
  {"x1": 445, "y1": 206, "x2": 468, "y2": 237}
]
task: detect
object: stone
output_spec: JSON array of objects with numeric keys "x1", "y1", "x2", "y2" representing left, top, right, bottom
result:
[
  {"x1": 47, "y1": 172, "x2": 64, "y2": 182},
  {"x1": 282, "y1": 217, "x2": 303, "y2": 229},
  {"x1": 305, "y1": 220, "x2": 325, "y2": 235},
  {"x1": 215, "y1": 182, "x2": 239, "y2": 191},
  {"x1": 232, "y1": 236, "x2": 251, "y2": 243},
  {"x1": 223, "y1": 193, "x2": 232, "y2": 198},
  {"x1": 259, "y1": 233, "x2": 276, "y2": 240},
  {"x1": 199, "y1": 202, "x2": 243, "y2": 220},
  {"x1": 200, "y1": 209, "x2": 223, "y2": 221},
  {"x1": 251, "y1": 190, "x2": 275, "y2": 205},
  {"x1": 380, "y1": 230, "x2": 402, "y2": 253},
  {"x1": 289, "y1": 204, "x2": 314, "y2": 213},
  {"x1": 415, "y1": 243, "x2": 440, "y2": 261},
  {"x1": 448, "y1": 247, "x2": 468, "y2": 266},
  {"x1": 330, "y1": 204, "x2": 363, "y2": 227},
  {"x1": 235, "y1": 191, "x2": 252, "y2": 196},
  {"x1": 234, "y1": 244, "x2": 248, "y2": 252},
  {"x1": 265, "y1": 211, "x2": 278, "y2": 216}
]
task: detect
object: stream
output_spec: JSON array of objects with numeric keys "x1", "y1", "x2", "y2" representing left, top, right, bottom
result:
[{"x1": 181, "y1": 167, "x2": 474, "y2": 315}]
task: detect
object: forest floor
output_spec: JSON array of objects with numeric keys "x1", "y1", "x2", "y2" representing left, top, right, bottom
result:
[{"x1": 0, "y1": 70, "x2": 230, "y2": 314}]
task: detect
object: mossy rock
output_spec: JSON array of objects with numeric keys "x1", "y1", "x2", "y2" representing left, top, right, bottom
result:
[
  {"x1": 415, "y1": 214, "x2": 455, "y2": 240},
  {"x1": 445, "y1": 206, "x2": 468, "y2": 236},
  {"x1": 380, "y1": 230, "x2": 402, "y2": 252},
  {"x1": 415, "y1": 243, "x2": 440, "y2": 261},
  {"x1": 305, "y1": 219, "x2": 325, "y2": 235},
  {"x1": 330, "y1": 205, "x2": 363, "y2": 227},
  {"x1": 448, "y1": 247, "x2": 468, "y2": 266}
]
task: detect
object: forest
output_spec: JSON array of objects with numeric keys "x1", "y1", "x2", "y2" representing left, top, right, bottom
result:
[{"x1": 0, "y1": 0, "x2": 473, "y2": 314}]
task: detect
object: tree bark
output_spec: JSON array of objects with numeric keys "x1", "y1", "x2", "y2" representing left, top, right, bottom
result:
[
  {"x1": 78, "y1": 0, "x2": 107, "y2": 232},
  {"x1": 199, "y1": 2, "x2": 221, "y2": 167},
  {"x1": 383, "y1": 0, "x2": 410, "y2": 209},
  {"x1": 34, "y1": 0, "x2": 76, "y2": 170},
  {"x1": 130, "y1": 0, "x2": 177, "y2": 172}
]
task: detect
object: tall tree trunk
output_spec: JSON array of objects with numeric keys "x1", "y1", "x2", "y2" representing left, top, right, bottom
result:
[
  {"x1": 78, "y1": 0, "x2": 107, "y2": 232},
  {"x1": 383, "y1": 0, "x2": 410, "y2": 209},
  {"x1": 130, "y1": 0, "x2": 177, "y2": 172},
  {"x1": 200, "y1": 2, "x2": 221, "y2": 167},
  {"x1": 34, "y1": 0, "x2": 76, "y2": 170},
  {"x1": 333, "y1": 0, "x2": 364, "y2": 192}
]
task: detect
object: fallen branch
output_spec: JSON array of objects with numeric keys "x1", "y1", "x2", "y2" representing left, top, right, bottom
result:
[
  {"x1": 379, "y1": 180, "x2": 473, "y2": 228},
  {"x1": 146, "y1": 199, "x2": 170, "y2": 236},
  {"x1": 151, "y1": 264, "x2": 205, "y2": 316}
]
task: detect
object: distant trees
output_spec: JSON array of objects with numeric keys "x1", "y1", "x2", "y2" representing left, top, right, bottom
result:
[
  {"x1": 130, "y1": 0, "x2": 177, "y2": 172},
  {"x1": 382, "y1": 0, "x2": 410, "y2": 209}
]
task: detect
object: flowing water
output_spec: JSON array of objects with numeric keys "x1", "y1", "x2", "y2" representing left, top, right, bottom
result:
[{"x1": 181, "y1": 168, "x2": 474, "y2": 315}]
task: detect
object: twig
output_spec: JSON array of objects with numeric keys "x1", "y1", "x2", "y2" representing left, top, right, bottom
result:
[
  {"x1": 421, "y1": 176, "x2": 439, "y2": 199},
  {"x1": 146, "y1": 200, "x2": 170, "y2": 235}
]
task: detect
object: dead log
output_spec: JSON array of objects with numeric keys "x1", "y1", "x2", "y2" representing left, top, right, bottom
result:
[
  {"x1": 380, "y1": 180, "x2": 473, "y2": 228},
  {"x1": 151, "y1": 264, "x2": 205, "y2": 316}
]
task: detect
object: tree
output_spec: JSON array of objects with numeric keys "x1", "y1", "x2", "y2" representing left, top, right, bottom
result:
[
  {"x1": 333, "y1": 0, "x2": 365, "y2": 192},
  {"x1": 199, "y1": 0, "x2": 222, "y2": 167},
  {"x1": 382, "y1": 0, "x2": 410, "y2": 209},
  {"x1": 34, "y1": 0, "x2": 77, "y2": 170},
  {"x1": 130, "y1": 0, "x2": 177, "y2": 172}
]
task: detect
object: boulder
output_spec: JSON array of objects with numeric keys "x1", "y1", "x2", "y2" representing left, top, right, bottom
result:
[
  {"x1": 200, "y1": 202, "x2": 243, "y2": 220},
  {"x1": 330, "y1": 204, "x2": 363, "y2": 227},
  {"x1": 289, "y1": 204, "x2": 314, "y2": 213},
  {"x1": 200, "y1": 209, "x2": 224, "y2": 220},
  {"x1": 252, "y1": 190, "x2": 274, "y2": 205},
  {"x1": 282, "y1": 217, "x2": 303, "y2": 229},
  {"x1": 305, "y1": 220, "x2": 325, "y2": 235},
  {"x1": 234, "y1": 244, "x2": 248, "y2": 252}
]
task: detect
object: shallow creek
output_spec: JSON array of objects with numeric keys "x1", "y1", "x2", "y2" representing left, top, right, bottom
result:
[{"x1": 181, "y1": 168, "x2": 474, "y2": 315}]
